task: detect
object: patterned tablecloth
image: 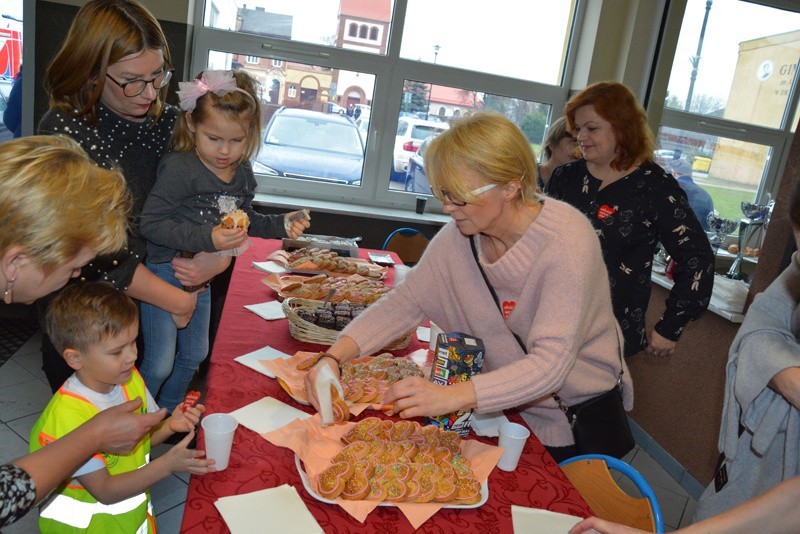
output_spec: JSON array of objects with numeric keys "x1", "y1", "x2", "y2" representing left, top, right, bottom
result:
[{"x1": 180, "y1": 238, "x2": 592, "y2": 533}]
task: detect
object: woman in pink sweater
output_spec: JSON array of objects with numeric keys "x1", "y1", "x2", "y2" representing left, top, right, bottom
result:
[{"x1": 306, "y1": 111, "x2": 633, "y2": 461}]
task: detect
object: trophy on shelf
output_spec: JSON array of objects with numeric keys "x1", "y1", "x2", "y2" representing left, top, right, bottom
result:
[
  {"x1": 706, "y1": 212, "x2": 737, "y2": 254},
  {"x1": 726, "y1": 201, "x2": 770, "y2": 280}
]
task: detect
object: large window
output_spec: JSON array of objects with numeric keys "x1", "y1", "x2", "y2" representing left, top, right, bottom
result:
[
  {"x1": 654, "y1": 0, "x2": 800, "y2": 227},
  {"x1": 193, "y1": 0, "x2": 580, "y2": 211}
]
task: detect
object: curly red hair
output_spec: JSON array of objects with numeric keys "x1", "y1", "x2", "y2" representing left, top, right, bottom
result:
[{"x1": 565, "y1": 81, "x2": 654, "y2": 171}]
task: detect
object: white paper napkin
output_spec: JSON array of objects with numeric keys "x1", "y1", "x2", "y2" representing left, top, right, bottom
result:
[
  {"x1": 215, "y1": 484, "x2": 322, "y2": 534},
  {"x1": 471, "y1": 411, "x2": 511, "y2": 437},
  {"x1": 244, "y1": 301, "x2": 285, "y2": 321},
  {"x1": 229, "y1": 396, "x2": 310, "y2": 435},
  {"x1": 416, "y1": 326, "x2": 431, "y2": 342},
  {"x1": 511, "y1": 505, "x2": 582, "y2": 533},
  {"x1": 234, "y1": 345, "x2": 290, "y2": 378},
  {"x1": 252, "y1": 260, "x2": 288, "y2": 274}
]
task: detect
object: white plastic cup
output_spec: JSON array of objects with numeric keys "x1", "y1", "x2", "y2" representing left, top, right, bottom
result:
[
  {"x1": 429, "y1": 321, "x2": 444, "y2": 351},
  {"x1": 201, "y1": 413, "x2": 238, "y2": 471},
  {"x1": 394, "y1": 264, "x2": 411, "y2": 285},
  {"x1": 497, "y1": 422, "x2": 531, "y2": 471}
]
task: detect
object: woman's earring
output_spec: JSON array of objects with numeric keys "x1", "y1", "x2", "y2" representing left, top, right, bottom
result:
[{"x1": 3, "y1": 277, "x2": 16, "y2": 304}]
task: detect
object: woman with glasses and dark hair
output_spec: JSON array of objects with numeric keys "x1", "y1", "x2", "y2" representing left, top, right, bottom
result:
[
  {"x1": 546, "y1": 81, "x2": 714, "y2": 359},
  {"x1": 304, "y1": 111, "x2": 632, "y2": 462},
  {"x1": 36, "y1": 0, "x2": 229, "y2": 391}
]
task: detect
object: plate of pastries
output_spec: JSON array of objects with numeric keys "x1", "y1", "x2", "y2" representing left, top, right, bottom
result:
[
  {"x1": 297, "y1": 417, "x2": 487, "y2": 507},
  {"x1": 269, "y1": 247, "x2": 387, "y2": 278},
  {"x1": 281, "y1": 353, "x2": 424, "y2": 409},
  {"x1": 263, "y1": 273, "x2": 392, "y2": 304}
]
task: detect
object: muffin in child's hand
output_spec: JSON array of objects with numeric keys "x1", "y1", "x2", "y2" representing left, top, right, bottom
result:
[{"x1": 221, "y1": 209, "x2": 250, "y2": 230}]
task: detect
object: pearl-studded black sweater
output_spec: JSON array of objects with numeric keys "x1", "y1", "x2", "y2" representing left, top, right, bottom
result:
[{"x1": 38, "y1": 103, "x2": 178, "y2": 289}]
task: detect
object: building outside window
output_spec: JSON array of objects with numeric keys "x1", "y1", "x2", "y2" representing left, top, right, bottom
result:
[{"x1": 653, "y1": 0, "x2": 800, "y2": 235}]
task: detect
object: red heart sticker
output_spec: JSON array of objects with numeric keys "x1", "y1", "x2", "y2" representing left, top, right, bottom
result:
[
  {"x1": 502, "y1": 300, "x2": 516, "y2": 319},
  {"x1": 597, "y1": 204, "x2": 617, "y2": 219},
  {"x1": 182, "y1": 390, "x2": 201, "y2": 412}
]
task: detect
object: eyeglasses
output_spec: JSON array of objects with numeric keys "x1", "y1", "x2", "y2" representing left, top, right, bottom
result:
[
  {"x1": 440, "y1": 184, "x2": 497, "y2": 207},
  {"x1": 105, "y1": 69, "x2": 173, "y2": 97}
]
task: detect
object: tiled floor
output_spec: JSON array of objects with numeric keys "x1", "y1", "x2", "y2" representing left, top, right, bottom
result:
[{"x1": 0, "y1": 330, "x2": 698, "y2": 532}]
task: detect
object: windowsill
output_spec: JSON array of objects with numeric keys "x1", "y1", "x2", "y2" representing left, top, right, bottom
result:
[
  {"x1": 713, "y1": 248, "x2": 759, "y2": 264},
  {"x1": 252, "y1": 193, "x2": 451, "y2": 226},
  {"x1": 650, "y1": 271, "x2": 745, "y2": 323}
]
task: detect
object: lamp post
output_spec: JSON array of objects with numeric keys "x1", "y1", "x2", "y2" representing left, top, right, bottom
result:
[
  {"x1": 425, "y1": 44, "x2": 440, "y2": 120},
  {"x1": 685, "y1": 0, "x2": 713, "y2": 112}
]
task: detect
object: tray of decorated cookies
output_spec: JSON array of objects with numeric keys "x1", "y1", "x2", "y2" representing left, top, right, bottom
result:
[
  {"x1": 268, "y1": 247, "x2": 387, "y2": 279},
  {"x1": 296, "y1": 417, "x2": 487, "y2": 508},
  {"x1": 272, "y1": 352, "x2": 425, "y2": 408},
  {"x1": 262, "y1": 273, "x2": 392, "y2": 304}
]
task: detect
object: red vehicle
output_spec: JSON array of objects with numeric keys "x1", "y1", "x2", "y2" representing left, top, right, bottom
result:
[{"x1": 0, "y1": 22, "x2": 22, "y2": 80}]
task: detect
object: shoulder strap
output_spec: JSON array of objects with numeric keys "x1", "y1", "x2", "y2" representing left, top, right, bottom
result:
[
  {"x1": 469, "y1": 235, "x2": 625, "y2": 414},
  {"x1": 469, "y1": 236, "x2": 498, "y2": 305}
]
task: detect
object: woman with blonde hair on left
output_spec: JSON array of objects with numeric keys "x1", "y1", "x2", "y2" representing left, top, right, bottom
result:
[{"x1": 0, "y1": 135, "x2": 168, "y2": 529}]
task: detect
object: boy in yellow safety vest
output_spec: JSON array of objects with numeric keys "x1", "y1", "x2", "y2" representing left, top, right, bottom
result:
[{"x1": 30, "y1": 282, "x2": 216, "y2": 533}]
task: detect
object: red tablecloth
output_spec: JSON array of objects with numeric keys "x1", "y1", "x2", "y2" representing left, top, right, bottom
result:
[{"x1": 180, "y1": 238, "x2": 592, "y2": 533}]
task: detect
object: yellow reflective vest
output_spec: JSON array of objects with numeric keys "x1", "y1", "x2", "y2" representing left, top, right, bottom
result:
[{"x1": 30, "y1": 369, "x2": 154, "y2": 533}]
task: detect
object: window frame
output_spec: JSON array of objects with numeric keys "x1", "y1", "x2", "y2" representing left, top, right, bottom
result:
[
  {"x1": 190, "y1": 0, "x2": 585, "y2": 211},
  {"x1": 649, "y1": 0, "x2": 800, "y2": 206}
]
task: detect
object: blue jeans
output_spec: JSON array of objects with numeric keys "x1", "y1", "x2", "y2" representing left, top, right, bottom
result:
[{"x1": 139, "y1": 260, "x2": 210, "y2": 413}]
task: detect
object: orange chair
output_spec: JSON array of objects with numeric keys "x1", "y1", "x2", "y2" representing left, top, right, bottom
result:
[
  {"x1": 559, "y1": 454, "x2": 664, "y2": 533},
  {"x1": 381, "y1": 228, "x2": 429, "y2": 266}
]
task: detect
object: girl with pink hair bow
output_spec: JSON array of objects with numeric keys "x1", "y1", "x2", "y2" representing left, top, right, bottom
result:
[{"x1": 139, "y1": 69, "x2": 310, "y2": 412}]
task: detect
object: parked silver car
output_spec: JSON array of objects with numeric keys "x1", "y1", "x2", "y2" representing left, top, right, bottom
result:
[{"x1": 253, "y1": 107, "x2": 366, "y2": 186}]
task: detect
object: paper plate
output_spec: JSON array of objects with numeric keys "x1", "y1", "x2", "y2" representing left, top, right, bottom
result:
[{"x1": 367, "y1": 252, "x2": 395, "y2": 266}]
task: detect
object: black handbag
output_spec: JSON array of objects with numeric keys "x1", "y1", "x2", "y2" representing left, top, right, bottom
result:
[
  {"x1": 469, "y1": 236, "x2": 635, "y2": 459},
  {"x1": 554, "y1": 381, "x2": 635, "y2": 459}
]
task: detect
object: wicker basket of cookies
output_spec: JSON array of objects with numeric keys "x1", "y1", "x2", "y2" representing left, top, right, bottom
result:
[{"x1": 282, "y1": 297, "x2": 412, "y2": 350}]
